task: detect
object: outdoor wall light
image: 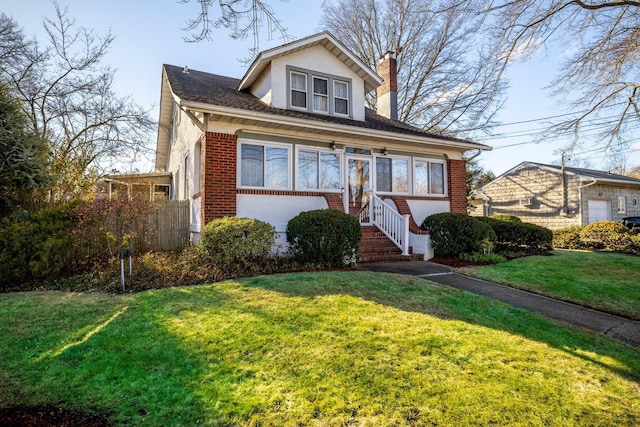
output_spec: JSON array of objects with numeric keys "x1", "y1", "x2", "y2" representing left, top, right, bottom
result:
[
  {"x1": 382, "y1": 147, "x2": 389, "y2": 156},
  {"x1": 330, "y1": 141, "x2": 337, "y2": 150}
]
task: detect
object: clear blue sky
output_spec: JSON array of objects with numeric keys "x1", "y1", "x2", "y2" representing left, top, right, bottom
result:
[{"x1": 3, "y1": 0, "x2": 638, "y2": 175}]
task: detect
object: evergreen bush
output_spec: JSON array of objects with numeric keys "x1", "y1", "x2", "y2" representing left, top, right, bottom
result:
[
  {"x1": 579, "y1": 221, "x2": 637, "y2": 253},
  {"x1": 200, "y1": 216, "x2": 276, "y2": 266},
  {"x1": 421, "y1": 212, "x2": 496, "y2": 257},
  {"x1": 0, "y1": 202, "x2": 79, "y2": 288},
  {"x1": 477, "y1": 217, "x2": 552, "y2": 255},
  {"x1": 286, "y1": 209, "x2": 361, "y2": 267},
  {"x1": 553, "y1": 226, "x2": 583, "y2": 249}
]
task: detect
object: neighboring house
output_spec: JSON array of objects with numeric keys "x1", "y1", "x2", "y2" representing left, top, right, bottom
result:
[
  {"x1": 155, "y1": 32, "x2": 490, "y2": 261},
  {"x1": 479, "y1": 162, "x2": 640, "y2": 229},
  {"x1": 97, "y1": 172, "x2": 172, "y2": 201}
]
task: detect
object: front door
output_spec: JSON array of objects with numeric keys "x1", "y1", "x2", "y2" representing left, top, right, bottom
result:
[{"x1": 345, "y1": 156, "x2": 372, "y2": 224}]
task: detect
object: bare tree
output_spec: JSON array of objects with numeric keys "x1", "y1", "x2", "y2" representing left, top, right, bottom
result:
[
  {"x1": 489, "y1": 1, "x2": 640, "y2": 154},
  {"x1": 0, "y1": 5, "x2": 154, "y2": 201},
  {"x1": 322, "y1": 0, "x2": 506, "y2": 136},
  {"x1": 180, "y1": 0, "x2": 292, "y2": 63}
]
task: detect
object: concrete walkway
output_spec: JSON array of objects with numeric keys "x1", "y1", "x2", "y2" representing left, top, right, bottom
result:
[{"x1": 358, "y1": 261, "x2": 640, "y2": 348}]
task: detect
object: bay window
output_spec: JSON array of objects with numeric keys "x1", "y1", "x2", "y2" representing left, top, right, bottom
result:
[{"x1": 240, "y1": 142, "x2": 290, "y2": 189}]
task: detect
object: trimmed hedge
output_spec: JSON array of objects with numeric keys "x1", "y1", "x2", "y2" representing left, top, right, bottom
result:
[
  {"x1": 200, "y1": 216, "x2": 276, "y2": 265},
  {"x1": 579, "y1": 221, "x2": 638, "y2": 253},
  {"x1": 477, "y1": 217, "x2": 552, "y2": 255},
  {"x1": 286, "y1": 209, "x2": 361, "y2": 267},
  {"x1": 421, "y1": 212, "x2": 496, "y2": 257},
  {"x1": 552, "y1": 226, "x2": 583, "y2": 249},
  {"x1": 489, "y1": 214, "x2": 522, "y2": 223}
]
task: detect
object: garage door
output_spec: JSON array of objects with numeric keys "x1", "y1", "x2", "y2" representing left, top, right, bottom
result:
[{"x1": 588, "y1": 200, "x2": 611, "y2": 223}]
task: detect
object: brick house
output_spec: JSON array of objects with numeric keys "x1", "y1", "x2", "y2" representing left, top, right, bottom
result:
[
  {"x1": 479, "y1": 162, "x2": 640, "y2": 229},
  {"x1": 155, "y1": 32, "x2": 490, "y2": 261}
]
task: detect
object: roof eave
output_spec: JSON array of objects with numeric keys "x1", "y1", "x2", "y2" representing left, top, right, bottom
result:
[{"x1": 180, "y1": 99, "x2": 490, "y2": 152}]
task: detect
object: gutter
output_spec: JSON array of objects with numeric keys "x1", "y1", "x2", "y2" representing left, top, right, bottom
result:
[{"x1": 577, "y1": 179, "x2": 597, "y2": 225}]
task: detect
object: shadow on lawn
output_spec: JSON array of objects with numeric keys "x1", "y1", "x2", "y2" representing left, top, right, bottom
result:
[
  {"x1": 5, "y1": 291, "x2": 217, "y2": 426},
  {"x1": 238, "y1": 271, "x2": 640, "y2": 383}
]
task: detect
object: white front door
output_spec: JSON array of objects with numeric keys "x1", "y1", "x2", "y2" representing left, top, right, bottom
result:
[
  {"x1": 588, "y1": 200, "x2": 611, "y2": 223},
  {"x1": 345, "y1": 156, "x2": 372, "y2": 224}
]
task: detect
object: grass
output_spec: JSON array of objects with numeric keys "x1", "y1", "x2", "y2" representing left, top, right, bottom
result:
[
  {"x1": 459, "y1": 250, "x2": 640, "y2": 319},
  {"x1": 1, "y1": 271, "x2": 640, "y2": 425}
]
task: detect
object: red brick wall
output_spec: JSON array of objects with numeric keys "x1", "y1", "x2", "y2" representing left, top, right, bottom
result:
[
  {"x1": 448, "y1": 159, "x2": 467, "y2": 214},
  {"x1": 202, "y1": 132, "x2": 237, "y2": 225},
  {"x1": 376, "y1": 54, "x2": 397, "y2": 95}
]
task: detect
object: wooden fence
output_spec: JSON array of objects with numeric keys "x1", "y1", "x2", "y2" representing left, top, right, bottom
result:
[{"x1": 128, "y1": 200, "x2": 191, "y2": 252}]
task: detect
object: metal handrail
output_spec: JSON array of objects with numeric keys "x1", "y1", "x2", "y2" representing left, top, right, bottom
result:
[{"x1": 371, "y1": 195, "x2": 410, "y2": 256}]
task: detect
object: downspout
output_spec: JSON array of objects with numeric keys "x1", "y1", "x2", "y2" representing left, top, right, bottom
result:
[
  {"x1": 465, "y1": 148, "x2": 482, "y2": 162},
  {"x1": 577, "y1": 179, "x2": 598, "y2": 225}
]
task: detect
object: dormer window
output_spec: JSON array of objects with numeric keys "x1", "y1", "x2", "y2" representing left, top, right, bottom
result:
[
  {"x1": 334, "y1": 80, "x2": 349, "y2": 115},
  {"x1": 288, "y1": 67, "x2": 352, "y2": 117},
  {"x1": 313, "y1": 76, "x2": 329, "y2": 113},
  {"x1": 290, "y1": 71, "x2": 307, "y2": 109}
]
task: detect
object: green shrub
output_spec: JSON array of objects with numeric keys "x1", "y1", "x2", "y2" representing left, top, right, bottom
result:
[
  {"x1": 477, "y1": 217, "x2": 552, "y2": 255},
  {"x1": 579, "y1": 221, "x2": 637, "y2": 253},
  {"x1": 0, "y1": 202, "x2": 79, "y2": 288},
  {"x1": 286, "y1": 209, "x2": 361, "y2": 267},
  {"x1": 200, "y1": 217, "x2": 276, "y2": 266},
  {"x1": 553, "y1": 226, "x2": 584, "y2": 249},
  {"x1": 421, "y1": 213, "x2": 496, "y2": 257},
  {"x1": 489, "y1": 214, "x2": 522, "y2": 223}
]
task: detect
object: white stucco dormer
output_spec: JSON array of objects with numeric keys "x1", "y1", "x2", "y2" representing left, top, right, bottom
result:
[{"x1": 237, "y1": 32, "x2": 382, "y2": 122}]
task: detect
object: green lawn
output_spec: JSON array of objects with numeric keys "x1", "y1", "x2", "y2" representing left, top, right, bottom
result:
[
  {"x1": 1, "y1": 271, "x2": 640, "y2": 426},
  {"x1": 459, "y1": 250, "x2": 640, "y2": 319}
]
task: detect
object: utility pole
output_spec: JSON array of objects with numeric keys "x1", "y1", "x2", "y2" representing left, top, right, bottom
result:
[{"x1": 561, "y1": 151, "x2": 569, "y2": 215}]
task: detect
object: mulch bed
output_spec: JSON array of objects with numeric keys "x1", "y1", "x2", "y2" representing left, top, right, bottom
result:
[{"x1": 0, "y1": 405, "x2": 111, "y2": 427}]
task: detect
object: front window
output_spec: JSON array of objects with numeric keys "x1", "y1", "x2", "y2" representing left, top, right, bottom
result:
[
  {"x1": 240, "y1": 142, "x2": 290, "y2": 189},
  {"x1": 414, "y1": 159, "x2": 446, "y2": 195},
  {"x1": 297, "y1": 149, "x2": 341, "y2": 190},
  {"x1": 376, "y1": 157, "x2": 409, "y2": 193}
]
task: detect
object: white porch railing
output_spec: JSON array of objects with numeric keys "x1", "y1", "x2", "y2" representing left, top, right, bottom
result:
[{"x1": 371, "y1": 195, "x2": 410, "y2": 256}]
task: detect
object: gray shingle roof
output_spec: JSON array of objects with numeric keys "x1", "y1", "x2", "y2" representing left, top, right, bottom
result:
[
  {"x1": 534, "y1": 162, "x2": 640, "y2": 185},
  {"x1": 163, "y1": 64, "x2": 483, "y2": 146}
]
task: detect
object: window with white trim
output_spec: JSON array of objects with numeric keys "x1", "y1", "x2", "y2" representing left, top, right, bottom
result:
[
  {"x1": 376, "y1": 156, "x2": 409, "y2": 193},
  {"x1": 240, "y1": 142, "x2": 290, "y2": 189},
  {"x1": 297, "y1": 148, "x2": 341, "y2": 191},
  {"x1": 290, "y1": 71, "x2": 307, "y2": 109},
  {"x1": 618, "y1": 195, "x2": 627, "y2": 214},
  {"x1": 287, "y1": 67, "x2": 351, "y2": 117},
  {"x1": 312, "y1": 76, "x2": 329, "y2": 113},
  {"x1": 334, "y1": 80, "x2": 349, "y2": 115},
  {"x1": 414, "y1": 159, "x2": 446, "y2": 195}
]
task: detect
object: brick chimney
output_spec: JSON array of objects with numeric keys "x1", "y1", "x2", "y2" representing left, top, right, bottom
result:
[{"x1": 376, "y1": 51, "x2": 398, "y2": 121}]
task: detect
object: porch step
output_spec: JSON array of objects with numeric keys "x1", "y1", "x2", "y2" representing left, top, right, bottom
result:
[{"x1": 357, "y1": 226, "x2": 423, "y2": 263}]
